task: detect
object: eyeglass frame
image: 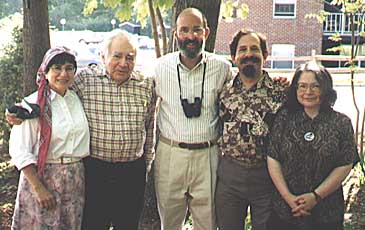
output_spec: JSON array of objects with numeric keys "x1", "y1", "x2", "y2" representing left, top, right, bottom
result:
[
  {"x1": 177, "y1": 26, "x2": 205, "y2": 36},
  {"x1": 49, "y1": 64, "x2": 76, "y2": 74},
  {"x1": 296, "y1": 82, "x2": 321, "y2": 92}
]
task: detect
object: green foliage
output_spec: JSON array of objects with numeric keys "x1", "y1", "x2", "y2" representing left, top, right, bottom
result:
[
  {"x1": 305, "y1": 10, "x2": 329, "y2": 23},
  {"x1": 329, "y1": 33, "x2": 343, "y2": 42},
  {"x1": 221, "y1": 1, "x2": 249, "y2": 21},
  {"x1": 326, "y1": 45, "x2": 343, "y2": 53},
  {"x1": 0, "y1": 0, "x2": 22, "y2": 19},
  {"x1": 49, "y1": 0, "x2": 118, "y2": 32},
  {"x1": 0, "y1": 26, "x2": 23, "y2": 148},
  {"x1": 237, "y1": 4, "x2": 249, "y2": 20},
  {"x1": 84, "y1": 0, "x2": 174, "y2": 30}
]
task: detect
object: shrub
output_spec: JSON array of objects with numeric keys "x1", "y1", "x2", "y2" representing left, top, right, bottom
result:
[{"x1": 0, "y1": 26, "x2": 23, "y2": 151}]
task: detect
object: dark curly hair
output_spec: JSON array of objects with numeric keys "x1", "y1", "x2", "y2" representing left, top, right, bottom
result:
[
  {"x1": 286, "y1": 61, "x2": 337, "y2": 114},
  {"x1": 229, "y1": 28, "x2": 268, "y2": 57}
]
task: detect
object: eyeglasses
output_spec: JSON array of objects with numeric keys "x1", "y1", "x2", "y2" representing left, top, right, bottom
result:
[
  {"x1": 296, "y1": 83, "x2": 321, "y2": 92},
  {"x1": 178, "y1": 27, "x2": 205, "y2": 36},
  {"x1": 50, "y1": 65, "x2": 75, "y2": 74}
]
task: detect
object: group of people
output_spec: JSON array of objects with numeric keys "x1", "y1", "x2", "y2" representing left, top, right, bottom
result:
[{"x1": 6, "y1": 7, "x2": 359, "y2": 230}]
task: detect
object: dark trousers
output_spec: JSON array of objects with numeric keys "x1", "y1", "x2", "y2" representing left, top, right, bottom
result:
[
  {"x1": 81, "y1": 156, "x2": 146, "y2": 230},
  {"x1": 215, "y1": 157, "x2": 274, "y2": 230},
  {"x1": 267, "y1": 210, "x2": 344, "y2": 230}
]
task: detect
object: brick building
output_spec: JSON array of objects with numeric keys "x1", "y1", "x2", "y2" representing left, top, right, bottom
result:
[{"x1": 215, "y1": 0, "x2": 323, "y2": 68}]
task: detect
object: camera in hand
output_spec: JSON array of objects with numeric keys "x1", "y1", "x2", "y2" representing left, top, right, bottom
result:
[
  {"x1": 7, "y1": 100, "x2": 40, "y2": 120},
  {"x1": 181, "y1": 97, "x2": 202, "y2": 118}
]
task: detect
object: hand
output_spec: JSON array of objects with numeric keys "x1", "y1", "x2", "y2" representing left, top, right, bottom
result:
[
  {"x1": 292, "y1": 193, "x2": 317, "y2": 217},
  {"x1": 5, "y1": 109, "x2": 24, "y2": 125},
  {"x1": 283, "y1": 193, "x2": 311, "y2": 217},
  {"x1": 33, "y1": 184, "x2": 57, "y2": 210},
  {"x1": 273, "y1": 76, "x2": 290, "y2": 90}
]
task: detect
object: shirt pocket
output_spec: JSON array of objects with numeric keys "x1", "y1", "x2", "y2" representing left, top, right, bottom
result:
[{"x1": 220, "y1": 121, "x2": 242, "y2": 157}]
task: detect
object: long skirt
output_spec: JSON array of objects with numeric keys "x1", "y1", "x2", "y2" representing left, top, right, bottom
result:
[{"x1": 11, "y1": 162, "x2": 85, "y2": 230}]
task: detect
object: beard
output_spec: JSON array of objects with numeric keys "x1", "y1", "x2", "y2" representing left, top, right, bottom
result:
[
  {"x1": 177, "y1": 38, "x2": 203, "y2": 59},
  {"x1": 239, "y1": 56, "x2": 261, "y2": 78},
  {"x1": 241, "y1": 65, "x2": 258, "y2": 78}
]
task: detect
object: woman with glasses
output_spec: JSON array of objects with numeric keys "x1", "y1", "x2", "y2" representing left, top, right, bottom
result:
[
  {"x1": 266, "y1": 61, "x2": 359, "y2": 230},
  {"x1": 9, "y1": 47, "x2": 89, "y2": 229}
]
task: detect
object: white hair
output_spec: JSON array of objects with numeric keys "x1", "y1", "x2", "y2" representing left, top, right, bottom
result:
[{"x1": 101, "y1": 29, "x2": 138, "y2": 57}]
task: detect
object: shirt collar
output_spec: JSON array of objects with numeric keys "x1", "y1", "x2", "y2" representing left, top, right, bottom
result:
[
  {"x1": 102, "y1": 67, "x2": 139, "y2": 83},
  {"x1": 297, "y1": 108, "x2": 331, "y2": 123},
  {"x1": 49, "y1": 88, "x2": 71, "y2": 101},
  {"x1": 177, "y1": 51, "x2": 207, "y2": 71},
  {"x1": 232, "y1": 70, "x2": 272, "y2": 91}
]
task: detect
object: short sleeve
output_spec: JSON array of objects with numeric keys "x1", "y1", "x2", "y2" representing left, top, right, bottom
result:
[
  {"x1": 335, "y1": 115, "x2": 359, "y2": 167},
  {"x1": 267, "y1": 109, "x2": 288, "y2": 162}
]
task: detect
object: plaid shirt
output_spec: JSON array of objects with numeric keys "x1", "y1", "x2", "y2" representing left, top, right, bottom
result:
[{"x1": 72, "y1": 66, "x2": 157, "y2": 166}]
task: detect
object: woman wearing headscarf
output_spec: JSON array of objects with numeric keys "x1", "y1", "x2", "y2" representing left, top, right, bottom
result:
[
  {"x1": 267, "y1": 61, "x2": 359, "y2": 230},
  {"x1": 9, "y1": 47, "x2": 90, "y2": 229}
]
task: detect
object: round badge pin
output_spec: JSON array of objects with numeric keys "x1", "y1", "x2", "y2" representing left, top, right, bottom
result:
[{"x1": 304, "y1": 132, "x2": 315, "y2": 142}]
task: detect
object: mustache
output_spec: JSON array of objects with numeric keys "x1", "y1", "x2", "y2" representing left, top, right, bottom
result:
[
  {"x1": 239, "y1": 56, "x2": 261, "y2": 64},
  {"x1": 182, "y1": 39, "x2": 200, "y2": 48}
]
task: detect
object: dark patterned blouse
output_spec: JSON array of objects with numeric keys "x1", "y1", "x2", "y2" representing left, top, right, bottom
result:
[
  {"x1": 218, "y1": 71, "x2": 286, "y2": 168},
  {"x1": 268, "y1": 108, "x2": 359, "y2": 225}
]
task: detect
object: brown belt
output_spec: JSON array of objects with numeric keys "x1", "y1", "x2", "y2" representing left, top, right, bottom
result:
[
  {"x1": 159, "y1": 135, "x2": 216, "y2": 150},
  {"x1": 46, "y1": 156, "x2": 83, "y2": 164}
]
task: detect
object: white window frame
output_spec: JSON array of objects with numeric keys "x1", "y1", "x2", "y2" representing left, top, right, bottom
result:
[
  {"x1": 271, "y1": 44, "x2": 295, "y2": 69},
  {"x1": 273, "y1": 0, "x2": 296, "y2": 19}
]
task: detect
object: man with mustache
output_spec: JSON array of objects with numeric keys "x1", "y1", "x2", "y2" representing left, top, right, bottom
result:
[
  {"x1": 154, "y1": 8, "x2": 232, "y2": 230},
  {"x1": 216, "y1": 29, "x2": 287, "y2": 230},
  {"x1": 7, "y1": 30, "x2": 157, "y2": 230}
]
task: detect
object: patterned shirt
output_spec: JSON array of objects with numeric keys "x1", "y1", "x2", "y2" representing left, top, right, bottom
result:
[
  {"x1": 218, "y1": 71, "x2": 286, "y2": 168},
  {"x1": 72, "y1": 65, "x2": 157, "y2": 165},
  {"x1": 268, "y1": 108, "x2": 359, "y2": 226},
  {"x1": 155, "y1": 51, "x2": 232, "y2": 142}
]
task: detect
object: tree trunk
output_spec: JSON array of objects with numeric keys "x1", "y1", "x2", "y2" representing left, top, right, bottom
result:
[
  {"x1": 172, "y1": 0, "x2": 222, "y2": 52},
  {"x1": 148, "y1": 0, "x2": 161, "y2": 58},
  {"x1": 156, "y1": 7, "x2": 168, "y2": 55},
  {"x1": 22, "y1": 0, "x2": 50, "y2": 96}
]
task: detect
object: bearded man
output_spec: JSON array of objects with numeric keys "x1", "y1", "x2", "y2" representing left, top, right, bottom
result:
[
  {"x1": 153, "y1": 7, "x2": 232, "y2": 230},
  {"x1": 215, "y1": 29, "x2": 287, "y2": 230}
]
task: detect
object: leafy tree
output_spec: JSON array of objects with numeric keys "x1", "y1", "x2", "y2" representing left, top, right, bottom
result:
[
  {"x1": 83, "y1": 0, "x2": 248, "y2": 57},
  {"x1": 0, "y1": 26, "x2": 23, "y2": 150},
  {"x1": 48, "y1": 0, "x2": 119, "y2": 31},
  {"x1": 0, "y1": 0, "x2": 22, "y2": 19}
]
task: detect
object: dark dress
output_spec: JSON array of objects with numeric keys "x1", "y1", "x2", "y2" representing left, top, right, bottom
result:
[{"x1": 268, "y1": 108, "x2": 359, "y2": 229}]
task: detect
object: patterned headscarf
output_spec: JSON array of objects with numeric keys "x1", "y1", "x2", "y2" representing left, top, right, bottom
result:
[{"x1": 36, "y1": 46, "x2": 76, "y2": 174}]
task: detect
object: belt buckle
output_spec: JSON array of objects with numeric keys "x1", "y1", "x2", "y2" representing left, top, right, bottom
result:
[
  {"x1": 61, "y1": 157, "x2": 72, "y2": 164},
  {"x1": 178, "y1": 143, "x2": 188, "y2": 149}
]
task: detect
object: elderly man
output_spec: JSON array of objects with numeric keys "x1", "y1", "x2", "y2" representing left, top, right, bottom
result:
[
  {"x1": 7, "y1": 30, "x2": 157, "y2": 230},
  {"x1": 154, "y1": 8, "x2": 232, "y2": 230},
  {"x1": 215, "y1": 28, "x2": 287, "y2": 230}
]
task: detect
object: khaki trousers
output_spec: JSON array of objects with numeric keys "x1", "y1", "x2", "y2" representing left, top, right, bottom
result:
[{"x1": 154, "y1": 140, "x2": 219, "y2": 230}]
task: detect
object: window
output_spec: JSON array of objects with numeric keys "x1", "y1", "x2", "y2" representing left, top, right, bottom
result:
[
  {"x1": 271, "y1": 44, "x2": 295, "y2": 69},
  {"x1": 273, "y1": 0, "x2": 296, "y2": 18}
]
